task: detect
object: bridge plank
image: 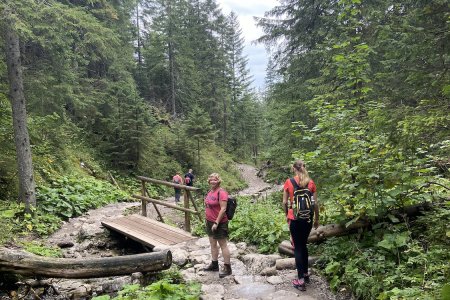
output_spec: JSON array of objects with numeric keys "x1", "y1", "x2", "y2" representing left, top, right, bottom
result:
[{"x1": 102, "y1": 214, "x2": 196, "y2": 249}]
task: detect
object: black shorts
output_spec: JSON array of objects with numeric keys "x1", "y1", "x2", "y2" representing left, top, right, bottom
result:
[{"x1": 205, "y1": 220, "x2": 229, "y2": 240}]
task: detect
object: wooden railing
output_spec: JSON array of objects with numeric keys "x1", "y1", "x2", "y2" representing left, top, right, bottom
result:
[{"x1": 132, "y1": 176, "x2": 202, "y2": 232}]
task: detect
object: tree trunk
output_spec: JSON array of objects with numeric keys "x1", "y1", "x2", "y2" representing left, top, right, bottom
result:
[
  {"x1": 0, "y1": 248, "x2": 172, "y2": 279},
  {"x1": 2, "y1": 8, "x2": 36, "y2": 212},
  {"x1": 167, "y1": 1, "x2": 176, "y2": 117}
]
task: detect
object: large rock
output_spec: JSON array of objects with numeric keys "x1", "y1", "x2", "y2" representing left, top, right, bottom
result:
[{"x1": 241, "y1": 253, "x2": 282, "y2": 273}]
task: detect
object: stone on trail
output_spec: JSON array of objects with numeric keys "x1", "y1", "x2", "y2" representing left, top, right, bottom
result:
[{"x1": 230, "y1": 282, "x2": 276, "y2": 299}]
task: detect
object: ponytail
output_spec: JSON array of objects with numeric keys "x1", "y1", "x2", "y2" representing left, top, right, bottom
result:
[{"x1": 293, "y1": 160, "x2": 310, "y2": 187}]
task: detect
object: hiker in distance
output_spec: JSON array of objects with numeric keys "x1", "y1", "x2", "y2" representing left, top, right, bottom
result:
[
  {"x1": 184, "y1": 168, "x2": 195, "y2": 186},
  {"x1": 203, "y1": 173, "x2": 232, "y2": 278},
  {"x1": 282, "y1": 160, "x2": 320, "y2": 291},
  {"x1": 172, "y1": 171, "x2": 183, "y2": 203}
]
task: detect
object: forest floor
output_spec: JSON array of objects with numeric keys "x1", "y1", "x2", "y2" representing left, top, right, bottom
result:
[{"x1": 14, "y1": 164, "x2": 353, "y2": 300}]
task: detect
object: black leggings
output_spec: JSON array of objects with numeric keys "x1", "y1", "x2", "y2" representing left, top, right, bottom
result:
[{"x1": 289, "y1": 218, "x2": 313, "y2": 279}]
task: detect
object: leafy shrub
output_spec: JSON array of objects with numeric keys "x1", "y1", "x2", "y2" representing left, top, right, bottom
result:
[
  {"x1": 36, "y1": 175, "x2": 129, "y2": 219},
  {"x1": 0, "y1": 202, "x2": 62, "y2": 243},
  {"x1": 92, "y1": 280, "x2": 201, "y2": 300},
  {"x1": 317, "y1": 204, "x2": 450, "y2": 299},
  {"x1": 229, "y1": 195, "x2": 289, "y2": 253},
  {"x1": 22, "y1": 241, "x2": 63, "y2": 257}
]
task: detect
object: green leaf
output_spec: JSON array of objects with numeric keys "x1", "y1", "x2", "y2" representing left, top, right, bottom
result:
[
  {"x1": 0, "y1": 210, "x2": 16, "y2": 218},
  {"x1": 387, "y1": 214, "x2": 400, "y2": 223},
  {"x1": 377, "y1": 239, "x2": 394, "y2": 250}
]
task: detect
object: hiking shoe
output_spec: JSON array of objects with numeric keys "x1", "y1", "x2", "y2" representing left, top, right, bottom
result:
[
  {"x1": 219, "y1": 264, "x2": 232, "y2": 278},
  {"x1": 292, "y1": 278, "x2": 306, "y2": 291},
  {"x1": 304, "y1": 273, "x2": 310, "y2": 284},
  {"x1": 203, "y1": 261, "x2": 219, "y2": 271}
]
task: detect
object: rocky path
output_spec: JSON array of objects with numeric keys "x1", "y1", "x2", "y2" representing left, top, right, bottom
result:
[{"x1": 40, "y1": 164, "x2": 350, "y2": 300}]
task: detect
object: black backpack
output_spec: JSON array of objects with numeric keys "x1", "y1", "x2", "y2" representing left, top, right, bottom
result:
[
  {"x1": 289, "y1": 178, "x2": 314, "y2": 221},
  {"x1": 226, "y1": 196, "x2": 237, "y2": 220},
  {"x1": 217, "y1": 190, "x2": 237, "y2": 220}
]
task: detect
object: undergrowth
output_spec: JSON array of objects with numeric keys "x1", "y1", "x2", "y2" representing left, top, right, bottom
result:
[
  {"x1": 316, "y1": 202, "x2": 450, "y2": 300},
  {"x1": 21, "y1": 241, "x2": 63, "y2": 257},
  {"x1": 228, "y1": 193, "x2": 289, "y2": 253},
  {"x1": 0, "y1": 175, "x2": 129, "y2": 245},
  {"x1": 92, "y1": 266, "x2": 201, "y2": 300}
]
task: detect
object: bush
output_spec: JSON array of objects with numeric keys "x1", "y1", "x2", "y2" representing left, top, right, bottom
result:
[{"x1": 229, "y1": 194, "x2": 289, "y2": 253}]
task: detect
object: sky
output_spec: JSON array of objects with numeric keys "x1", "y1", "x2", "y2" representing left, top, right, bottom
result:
[{"x1": 216, "y1": 0, "x2": 279, "y2": 91}]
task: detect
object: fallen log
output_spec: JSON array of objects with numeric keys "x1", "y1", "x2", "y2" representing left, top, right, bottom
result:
[
  {"x1": 0, "y1": 248, "x2": 172, "y2": 279},
  {"x1": 279, "y1": 202, "x2": 434, "y2": 256},
  {"x1": 275, "y1": 257, "x2": 318, "y2": 270}
]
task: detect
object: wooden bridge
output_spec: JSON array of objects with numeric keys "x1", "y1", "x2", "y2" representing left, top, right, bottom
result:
[{"x1": 101, "y1": 176, "x2": 201, "y2": 249}]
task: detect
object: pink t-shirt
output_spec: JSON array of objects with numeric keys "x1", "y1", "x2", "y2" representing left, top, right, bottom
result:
[
  {"x1": 205, "y1": 188, "x2": 229, "y2": 223},
  {"x1": 173, "y1": 174, "x2": 183, "y2": 184}
]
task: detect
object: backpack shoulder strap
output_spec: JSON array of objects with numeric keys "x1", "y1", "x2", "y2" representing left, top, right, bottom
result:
[{"x1": 289, "y1": 177, "x2": 300, "y2": 190}]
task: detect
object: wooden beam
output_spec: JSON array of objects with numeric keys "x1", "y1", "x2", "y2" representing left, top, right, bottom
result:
[
  {"x1": 132, "y1": 194, "x2": 200, "y2": 214},
  {"x1": 145, "y1": 187, "x2": 164, "y2": 222},
  {"x1": 137, "y1": 176, "x2": 199, "y2": 191}
]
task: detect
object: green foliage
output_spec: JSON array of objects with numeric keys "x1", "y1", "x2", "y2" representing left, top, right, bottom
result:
[
  {"x1": 259, "y1": 0, "x2": 450, "y2": 225},
  {"x1": 0, "y1": 201, "x2": 62, "y2": 244},
  {"x1": 0, "y1": 174, "x2": 129, "y2": 244},
  {"x1": 229, "y1": 194, "x2": 289, "y2": 253},
  {"x1": 92, "y1": 280, "x2": 201, "y2": 300},
  {"x1": 0, "y1": 96, "x2": 17, "y2": 199},
  {"x1": 22, "y1": 241, "x2": 63, "y2": 257},
  {"x1": 36, "y1": 175, "x2": 129, "y2": 219},
  {"x1": 317, "y1": 204, "x2": 450, "y2": 299}
]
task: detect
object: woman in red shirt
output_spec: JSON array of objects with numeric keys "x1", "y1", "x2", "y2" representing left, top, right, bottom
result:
[
  {"x1": 283, "y1": 160, "x2": 320, "y2": 291},
  {"x1": 203, "y1": 173, "x2": 232, "y2": 278}
]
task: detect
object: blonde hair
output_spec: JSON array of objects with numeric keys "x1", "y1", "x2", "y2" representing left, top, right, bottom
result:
[
  {"x1": 293, "y1": 160, "x2": 310, "y2": 187},
  {"x1": 208, "y1": 173, "x2": 222, "y2": 185}
]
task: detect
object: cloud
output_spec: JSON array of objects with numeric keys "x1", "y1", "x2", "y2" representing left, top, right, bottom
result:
[{"x1": 217, "y1": 0, "x2": 278, "y2": 89}]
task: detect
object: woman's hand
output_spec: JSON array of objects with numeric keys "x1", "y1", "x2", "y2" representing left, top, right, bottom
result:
[
  {"x1": 314, "y1": 219, "x2": 319, "y2": 229},
  {"x1": 212, "y1": 222, "x2": 218, "y2": 231}
]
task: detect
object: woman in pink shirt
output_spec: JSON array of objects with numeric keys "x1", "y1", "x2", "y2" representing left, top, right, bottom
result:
[
  {"x1": 203, "y1": 173, "x2": 232, "y2": 278},
  {"x1": 172, "y1": 172, "x2": 183, "y2": 203}
]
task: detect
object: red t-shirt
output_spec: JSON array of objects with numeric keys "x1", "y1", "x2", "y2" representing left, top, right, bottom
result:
[
  {"x1": 173, "y1": 174, "x2": 183, "y2": 184},
  {"x1": 284, "y1": 177, "x2": 316, "y2": 220},
  {"x1": 205, "y1": 188, "x2": 229, "y2": 223}
]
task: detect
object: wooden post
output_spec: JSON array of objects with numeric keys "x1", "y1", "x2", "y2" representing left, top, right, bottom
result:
[
  {"x1": 184, "y1": 190, "x2": 190, "y2": 232},
  {"x1": 141, "y1": 181, "x2": 147, "y2": 217},
  {"x1": 187, "y1": 190, "x2": 202, "y2": 221}
]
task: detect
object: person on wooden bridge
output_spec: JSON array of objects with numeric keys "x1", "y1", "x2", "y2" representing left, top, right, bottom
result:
[{"x1": 203, "y1": 173, "x2": 232, "y2": 278}]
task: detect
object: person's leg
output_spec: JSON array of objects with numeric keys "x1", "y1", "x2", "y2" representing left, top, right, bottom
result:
[
  {"x1": 204, "y1": 236, "x2": 219, "y2": 271},
  {"x1": 204, "y1": 221, "x2": 219, "y2": 271},
  {"x1": 217, "y1": 238, "x2": 232, "y2": 277},
  {"x1": 289, "y1": 220, "x2": 304, "y2": 278},
  {"x1": 209, "y1": 236, "x2": 219, "y2": 261},
  {"x1": 298, "y1": 219, "x2": 312, "y2": 277},
  {"x1": 217, "y1": 238, "x2": 230, "y2": 264}
]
